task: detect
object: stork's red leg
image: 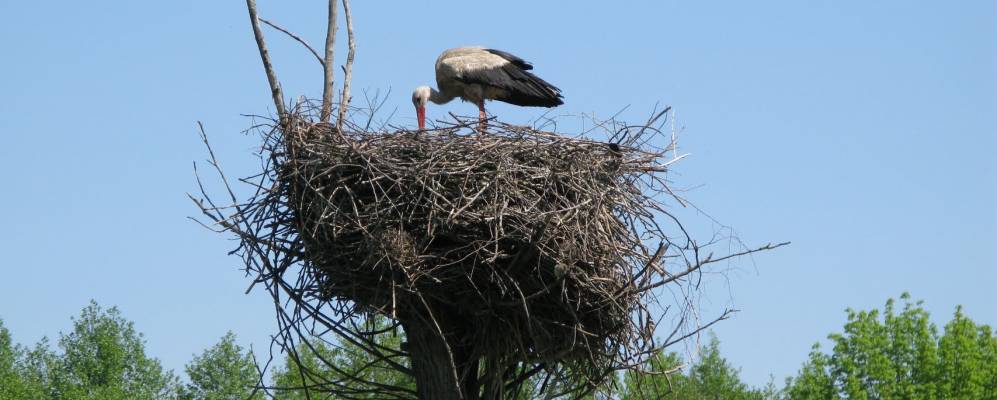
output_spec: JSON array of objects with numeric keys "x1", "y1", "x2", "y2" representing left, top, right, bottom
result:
[{"x1": 477, "y1": 100, "x2": 486, "y2": 131}]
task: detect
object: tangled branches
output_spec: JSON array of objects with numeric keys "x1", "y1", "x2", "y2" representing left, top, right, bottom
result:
[{"x1": 192, "y1": 105, "x2": 786, "y2": 399}]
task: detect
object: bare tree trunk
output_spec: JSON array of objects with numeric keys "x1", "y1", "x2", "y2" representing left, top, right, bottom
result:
[
  {"x1": 320, "y1": 0, "x2": 338, "y2": 122},
  {"x1": 459, "y1": 346, "x2": 481, "y2": 400},
  {"x1": 402, "y1": 313, "x2": 465, "y2": 400},
  {"x1": 481, "y1": 356, "x2": 505, "y2": 400},
  {"x1": 245, "y1": 0, "x2": 286, "y2": 125}
]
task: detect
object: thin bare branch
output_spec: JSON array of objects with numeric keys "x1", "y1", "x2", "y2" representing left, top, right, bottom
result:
[
  {"x1": 259, "y1": 18, "x2": 324, "y2": 67},
  {"x1": 245, "y1": 0, "x2": 286, "y2": 124},
  {"x1": 337, "y1": 0, "x2": 356, "y2": 128}
]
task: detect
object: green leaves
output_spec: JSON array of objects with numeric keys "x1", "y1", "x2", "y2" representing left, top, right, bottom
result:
[
  {"x1": 0, "y1": 320, "x2": 28, "y2": 399},
  {"x1": 936, "y1": 306, "x2": 993, "y2": 399},
  {"x1": 269, "y1": 316, "x2": 414, "y2": 399},
  {"x1": 2, "y1": 295, "x2": 992, "y2": 399},
  {"x1": 784, "y1": 293, "x2": 996, "y2": 400},
  {"x1": 53, "y1": 301, "x2": 179, "y2": 400},
  {"x1": 623, "y1": 294, "x2": 996, "y2": 400},
  {"x1": 782, "y1": 344, "x2": 834, "y2": 400},
  {"x1": 1, "y1": 303, "x2": 267, "y2": 400},
  {"x1": 180, "y1": 331, "x2": 262, "y2": 400},
  {"x1": 0, "y1": 302, "x2": 179, "y2": 400},
  {"x1": 621, "y1": 335, "x2": 774, "y2": 400}
]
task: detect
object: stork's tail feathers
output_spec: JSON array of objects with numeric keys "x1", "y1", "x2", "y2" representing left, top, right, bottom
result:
[{"x1": 501, "y1": 70, "x2": 564, "y2": 108}]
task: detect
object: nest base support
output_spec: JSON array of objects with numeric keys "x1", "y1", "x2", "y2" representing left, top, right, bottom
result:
[{"x1": 401, "y1": 311, "x2": 474, "y2": 400}]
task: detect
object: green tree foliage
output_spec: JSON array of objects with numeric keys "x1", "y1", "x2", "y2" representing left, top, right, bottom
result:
[
  {"x1": 687, "y1": 336, "x2": 772, "y2": 400},
  {"x1": 0, "y1": 319, "x2": 28, "y2": 399},
  {"x1": 784, "y1": 293, "x2": 997, "y2": 400},
  {"x1": 517, "y1": 366, "x2": 620, "y2": 399},
  {"x1": 936, "y1": 306, "x2": 995, "y2": 400},
  {"x1": 51, "y1": 301, "x2": 179, "y2": 399},
  {"x1": 266, "y1": 318, "x2": 615, "y2": 399},
  {"x1": 18, "y1": 338, "x2": 59, "y2": 399},
  {"x1": 270, "y1": 317, "x2": 415, "y2": 399},
  {"x1": 621, "y1": 335, "x2": 774, "y2": 400},
  {"x1": 4, "y1": 296, "x2": 992, "y2": 400},
  {"x1": 0, "y1": 302, "x2": 179, "y2": 400},
  {"x1": 620, "y1": 351, "x2": 686, "y2": 399},
  {"x1": 180, "y1": 331, "x2": 262, "y2": 400},
  {"x1": 781, "y1": 345, "x2": 834, "y2": 400}
]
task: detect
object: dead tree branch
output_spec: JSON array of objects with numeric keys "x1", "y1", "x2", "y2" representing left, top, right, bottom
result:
[
  {"x1": 320, "y1": 0, "x2": 339, "y2": 122},
  {"x1": 245, "y1": 0, "x2": 286, "y2": 124},
  {"x1": 259, "y1": 17, "x2": 324, "y2": 67},
  {"x1": 337, "y1": 0, "x2": 356, "y2": 128}
]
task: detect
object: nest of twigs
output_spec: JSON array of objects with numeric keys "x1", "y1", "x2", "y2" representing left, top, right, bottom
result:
[
  {"x1": 194, "y1": 106, "x2": 783, "y2": 397},
  {"x1": 282, "y1": 117, "x2": 662, "y2": 365}
]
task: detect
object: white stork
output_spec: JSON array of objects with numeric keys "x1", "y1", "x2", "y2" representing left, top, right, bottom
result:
[{"x1": 412, "y1": 46, "x2": 563, "y2": 130}]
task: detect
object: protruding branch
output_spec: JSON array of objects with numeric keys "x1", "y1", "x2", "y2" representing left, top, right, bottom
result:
[
  {"x1": 320, "y1": 0, "x2": 339, "y2": 122},
  {"x1": 259, "y1": 18, "x2": 324, "y2": 67},
  {"x1": 245, "y1": 0, "x2": 287, "y2": 124},
  {"x1": 337, "y1": 0, "x2": 356, "y2": 128}
]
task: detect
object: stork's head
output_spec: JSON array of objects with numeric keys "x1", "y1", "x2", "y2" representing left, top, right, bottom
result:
[{"x1": 412, "y1": 86, "x2": 431, "y2": 130}]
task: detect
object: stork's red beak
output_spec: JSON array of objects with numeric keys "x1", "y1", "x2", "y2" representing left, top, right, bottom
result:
[{"x1": 416, "y1": 106, "x2": 426, "y2": 131}]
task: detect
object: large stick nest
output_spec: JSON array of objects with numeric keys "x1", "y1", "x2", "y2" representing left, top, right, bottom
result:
[
  {"x1": 277, "y1": 114, "x2": 672, "y2": 366},
  {"x1": 194, "y1": 107, "x2": 783, "y2": 397}
]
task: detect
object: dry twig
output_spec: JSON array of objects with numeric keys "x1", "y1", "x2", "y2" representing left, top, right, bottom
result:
[
  {"x1": 320, "y1": 0, "x2": 339, "y2": 122},
  {"x1": 259, "y1": 17, "x2": 324, "y2": 67},
  {"x1": 337, "y1": 0, "x2": 356, "y2": 128}
]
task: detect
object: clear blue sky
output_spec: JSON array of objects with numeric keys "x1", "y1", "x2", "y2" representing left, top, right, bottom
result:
[{"x1": 0, "y1": 0, "x2": 993, "y2": 388}]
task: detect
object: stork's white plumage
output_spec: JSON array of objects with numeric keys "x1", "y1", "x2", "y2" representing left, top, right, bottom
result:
[{"x1": 412, "y1": 46, "x2": 563, "y2": 130}]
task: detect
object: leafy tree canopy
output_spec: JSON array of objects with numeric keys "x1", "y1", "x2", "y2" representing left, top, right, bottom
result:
[
  {"x1": 52, "y1": 301, "x2": 179, "y2": 399},
  {"x1": 181, "y1": 331, "x2": 262, "y2": 400},
  {"x1": 0, "y1": 302, "x2": 179, "y2": 400},
  {"x1": 784, "y1": 293, "x2": 996, "y2": 400},
  {"x1": 0, "y1": 319, "x2": 29, "y2": 399},
  {"x1": 621, "y1": 334, "x2": 775, "y2": 400},
  {"x1": 270, "y1": 316, "x2": 415, "y2": 399}
]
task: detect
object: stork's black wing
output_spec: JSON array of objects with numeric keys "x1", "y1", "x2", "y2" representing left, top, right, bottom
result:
[
  {"x1": 456, "y1": 50, "x2": 564, "y2": 107},
  {"x1": 485, "y1": 48, "x2": 533, "y2": 70}
]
